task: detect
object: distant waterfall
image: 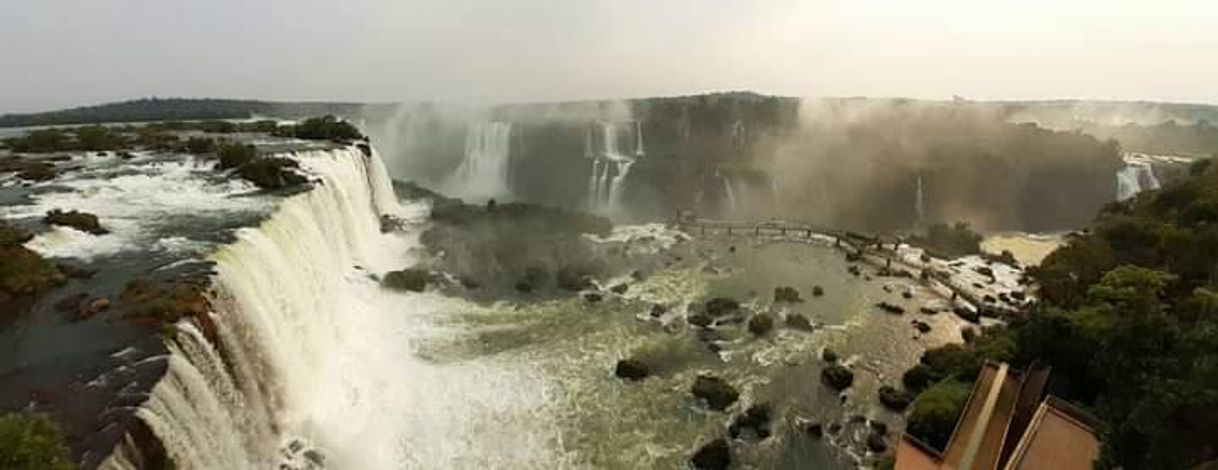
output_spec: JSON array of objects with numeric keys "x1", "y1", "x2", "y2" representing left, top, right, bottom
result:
[
  {"x1": 915, "y1": 173, "x2": 925, "y2": 222},
  {"x1": 446, "y1": 122, "x2": 513, "y2": 202},
  {"x1": 1116, "y1": 159, "x2": 1161, "y2": 201},
  {"x1": 586, "y1": 121, "x2": 643, "y2": 214}
]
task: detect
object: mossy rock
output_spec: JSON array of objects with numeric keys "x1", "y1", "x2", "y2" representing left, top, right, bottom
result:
[
  {"x1": 748, "y1": 313, "x2": 775, "y2": 336},
  {"x1": 120, "y1": 278, "x2": 210, "y2": 325},
  {"x1": 0, "y1": 222, "x2": 33, "y2": 248},
  {"x1": 690, "y1": 438, "x2": 731, "y2": 470},
  {"x1": 0, "y1": 246, "x2": 65, "y2": 296},
  {"x1": 381, "y1": 269, "x2": 434, "y2": 292},
  {"x1": 692, "y1": 375, "x2": 739, "y2": 411},
  {"x1": 821, "y1": 364, "x2": 854, "y2": 391},
  {"x1": 614, "y1": 359, "x2": 649, "y2": 381},
  {"x1": 878, "y1": 385, "x2": 913, "y2": 411},
  {"x1": 44, "y1": 209, "x2": 108, "y2": 235},
  {"x1": 236, "y1": 156, "x2": 307, "y2": 190},
  {"x1": 773, "y1": 286, "x2": 802, "y2": 303}
]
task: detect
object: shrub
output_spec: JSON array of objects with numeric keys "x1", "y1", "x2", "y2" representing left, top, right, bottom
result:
[
  {"x1": 291, "y1": 115, "x2": 363, "y2": 141},
  {"x1": 236, "y1": 156, "x2": 306, "y2": 189},
  {"x1": 0, "y1": 412, "x2": 75, "y2": 470},
  {"x1": 905, "y1": 379, "x2": 971, "y2": 449},
  {"x1": 216, "y1": 142, "x2": 257, "y2": 169}
]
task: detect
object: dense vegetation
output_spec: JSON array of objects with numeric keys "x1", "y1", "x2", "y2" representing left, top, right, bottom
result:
[
  {"x1": 0, "y1": 412, "x2": 75, "y2": 470},
  {"x1": 0, "y1": 222, "x2": 63, "y2": 308},
  {"x1": 0, "y1": 97, "x2": 362, "y2": 128},
  {"x1": 1081, "y1": 121, "x2": 1218, "y2": 158},
  {"x1": 903, "y1": 158, "x2": 1218, "y2": 468},
  {"x1": 907, "y1": 222, "x2": 983, "y2": 259}
]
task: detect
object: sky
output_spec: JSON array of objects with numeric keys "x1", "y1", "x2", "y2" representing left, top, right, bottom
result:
[{"x1": 2, "y1": 0, "x2": 1216, "y2": 113}]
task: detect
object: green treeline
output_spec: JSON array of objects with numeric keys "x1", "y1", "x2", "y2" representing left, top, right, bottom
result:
[{"x1": 903, "y1": 158, "x2": 1218, "y2": 468}]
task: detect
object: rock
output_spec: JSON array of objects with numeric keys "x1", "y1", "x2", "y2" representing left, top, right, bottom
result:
[
  {"x1": 961, "y1": 326, "x2": 978, "y2": 343},
  {"x1": 688, "y1": 312, "x2": 713, "y2": 328},
  {"x1": 302, "y1": 449, "x2": 325, "y2": 466},
  {"x1": 690, "y1": 438, "x2": 731, "y2": 470},
  {"x1": 785, "y1": 313, "x2": 814, "y2": 331},
  {"x1": 235, "y1": 156, "x2": 308, "y2": 190},
  {"x1": 1010, "y1": 291, "x2": 1026, "y2": 301},
  {"x1": 583, "y1": 292, "x2": 603, "y2": 303},
  {"x1": 846, "y1": 251, "x2": 862, "y2": 262},
  {"x1": 912, "y1": 320, "x2": 932, "y2": 334},
  {"x1": 747, "y1": 313, "x2": 775, "y2": 336},
  {"x1": 78, "y1": 297, "x2": 110, "y2": 320},
  {"x1": 902, "y1": 364, "x2": 936, "y2": 391},
  {"x1": 953, "y1": 306, "x2": 980, "y2": 323},
  {"x1": 848, "y1": 265, "x2": 861, "y2": 277},
  {"x1": 805, "y1": 423, "x2": 824, "y2": 438},
  {"x1": 381, "y1": 268, "x2": 433, "y2": 292},
  {"x1": 866, "y1": 432, "x2": 889, "y2": 453},
  {"x1": 869, "y1": 420, "x2": 889, "y2": 436},
  {"x1": 557, "y1": 268, "x2": 595, "y2": 291},
  {"x1": 821, "y1": 348, "x2": 839, "y2": 363},
  {"x1": 828, "y1": 422, "x2": 843, "y2": 435},
  {"x1": 812, "y1": 285, "x2": 825, "y2": 297},
  {"x1": 692, "y1": 375, "x2": 739, "y2": 411},
  {"x1": 0, "y1": 222, "x2": 33, "y2": 247},
  {"x1": 55, "y1": 292, "x2": 89, "y2": 312},
  {"x1": 878, "y1": 386, "x2": 912, "y2": 411},
  {"x1": 16, "y1": 163, "x2": 56, "y2": 181},
  {"x1": 729, "y1": 403, "x2": 773, "y2": 440},
  {"x1": 919, "y1": 306, "x2": 939, "y2": 315},
  {"x1": 44, "y1": 209, "x2": 108, "y2": 235},
  {"x1": 610, "y1": 283, "x2": 629, "y2": 294},
  {"x1": 983, "y1": 294, "x2": 997, "y2": 304},
  {"x1": 875, "y1": 302, "x2": 905, "y2": 314},
  {"x1": 974, "y1": 266, "x2": 994, "y2": 277},
  {"x1": 821, "y1": 364, "x2": 854, "y2": 391},
  {"x1": 705, "y1": 297, "x2": 740, "y2": 317},
  {"x1": 649, "y1": 303, "x2": 668, "y2": 318},
  {"x1": 902, "y1": 290, "x2": 914, "y2": 299},
  {"x1": 773, "y1": 286, "x2": 802, "y2": 303},
  {"x1": 514, "y1": 280, "x2": 536, "y2": 293},
  {"x1": 614, "y1": 359, "x2": 649, "y2": 381}
]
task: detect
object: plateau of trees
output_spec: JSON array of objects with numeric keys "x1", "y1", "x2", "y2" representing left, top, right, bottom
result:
[{"x1": 902, "y1": 158, "x2": 1218, "y2": 468}]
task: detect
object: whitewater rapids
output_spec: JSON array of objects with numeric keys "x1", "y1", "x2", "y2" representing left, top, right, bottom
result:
[{"x1": 102, "y1": 147, "x2": 562, "y2": 469}]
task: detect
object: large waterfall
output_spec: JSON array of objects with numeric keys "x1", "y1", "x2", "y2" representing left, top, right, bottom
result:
[
  {"x1": 586, "y1": 121, "x2": 643, "y2": 214},
  {"x1": 100, "y1": 146, "x2": 557, "y2": 469},
  {"x1": 1116, "y1": 158, "x2": 1161, "y2": 201},
  {"x1": 446, "y1": 122, "x2": 513, "y2": 202}
]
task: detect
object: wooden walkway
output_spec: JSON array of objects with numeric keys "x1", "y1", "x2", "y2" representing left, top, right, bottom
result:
[{"x1": 675, "y1": 217, "x2": 1019, "y2": 317}]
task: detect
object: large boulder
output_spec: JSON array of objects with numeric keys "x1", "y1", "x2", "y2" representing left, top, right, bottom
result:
[
  {"x1": 692, "y1": 375, "x2": 739, "y2": 411},
  {"x1": 812, "y1": 285, "x2": 825, "y2": 297},
  {"x1": 44, "y1": 209, "x2": 108, "y2": 235},
  {"x1": 381, "y1": 268, "x2": 433, "y2": 292},
  {"x1": 747, "y1": 313, "x2": 775, "y2": 336},
  {"x1": 705, "y1": 297, "x2": 740, "y2": 317},
  {"x1": 614, "y1": 359, "x2": 649, "y2": 381},
  {"x1": 876, "y1": 302, "x2": 905, "y2": 314},
  {"x1": 690, "y1": 438, "x2": 731, "y2": 470},
  {"x1": 821, "y1": 364, "x2": 854, "y2": 391},
  {"x1": 953, "y1": 306, "x2": 980, "y2": 323},
  {"x1": 729, "y1": 403, "x2": 773, "y2": 440},
  {"x1": 878, "y1": 385, "x2": 913, "y2": 411},
  {"x1": 773, "y1": 286, "x2": 802, "y2": 303},
  {"x1": 786, "y1": 313, "x2": 814, "y2": 331}
]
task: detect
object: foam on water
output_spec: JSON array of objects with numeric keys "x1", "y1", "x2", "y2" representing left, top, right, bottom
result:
[{"x1": 3, "y1": 154, "x2": 268, "y2": 261}]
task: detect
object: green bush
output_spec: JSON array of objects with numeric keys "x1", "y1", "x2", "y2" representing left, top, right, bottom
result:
[
  {"x1": 905, "y1": 379, "x2": 971, "y2": 450},
  {"x1": 289, "y1": 115, "x2": 363, "y2": 141},
  {"x1": 0, "y1": 412, "x2": 75, "y2": 470},
  {"x1": 216, "y1": 142, "x2": 257, "y2": 169}
]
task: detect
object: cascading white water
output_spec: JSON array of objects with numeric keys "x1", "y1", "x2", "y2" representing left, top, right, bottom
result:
[
  {"x1": 722, "y1": 177, "x2": 737, "y2": 213},
  {"x1": 446, "y1": 122, "x2": 513, "y2": 202},
  {"x1": 1116, "y1": 159, "x2": 1161, "y2": 201},
  {"x1": 103, "y1": 146, "x2": 560, "y2": 469},
  {"x1": 915, "y1": 173, "x2": 925, "y2": 222},
  {"x1": 586, "y1": 121, "x2": 642, "y2": 214}
]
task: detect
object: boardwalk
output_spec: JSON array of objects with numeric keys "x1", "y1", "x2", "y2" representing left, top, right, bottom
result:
[{"x1": 675, "y1": 217, "x2": 1023, "y2": 318}]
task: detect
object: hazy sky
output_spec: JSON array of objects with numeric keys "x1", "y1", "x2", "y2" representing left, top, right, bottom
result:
[{"x1": 2, "y1": 0, "x2": 1216, "y2": 113}]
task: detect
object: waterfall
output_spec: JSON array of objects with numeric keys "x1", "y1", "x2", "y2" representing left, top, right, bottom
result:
[
  {"x1": 586, "y1": 121, "x2": 643, "y2": 214},
  {"x1": 97, "y1": 147, "x2": 402, "y2": 469},
  {"x1": 722, "y1": 177, "x2": 737, "y2": 213},
  {"x1": 1116, "y1": 159, "x2": 1161, "y2": 201},
  {"x1": 915, "y1": 173, "x2": 925, "y2": 222},
  {"x1": 446, "y1": 122, "x2": 513, "y2": 202}
]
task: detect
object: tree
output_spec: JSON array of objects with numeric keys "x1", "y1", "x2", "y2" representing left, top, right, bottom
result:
[{"x1": 0, "y1": 413, "x2": 75, "y2": 470}]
